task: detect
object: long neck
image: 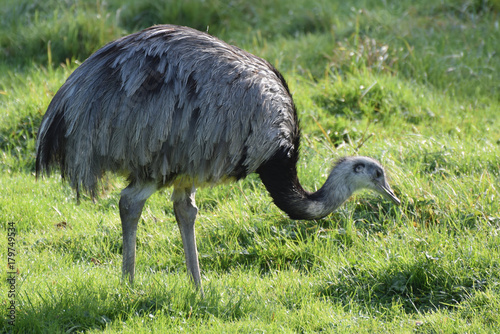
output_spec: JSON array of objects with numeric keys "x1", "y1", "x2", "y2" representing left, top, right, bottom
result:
[{"x1": 257, "y1": 155, "x2": 353, "y2": 220}]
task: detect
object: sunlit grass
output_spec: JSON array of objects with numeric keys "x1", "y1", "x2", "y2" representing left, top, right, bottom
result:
[{"x1": 1, "y1": 0, "x2": 500, "y2": 332}]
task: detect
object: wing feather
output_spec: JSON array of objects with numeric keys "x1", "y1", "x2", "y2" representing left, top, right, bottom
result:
[{"x1": 36, "y1": 25, "x2": 298, "y2": 194}]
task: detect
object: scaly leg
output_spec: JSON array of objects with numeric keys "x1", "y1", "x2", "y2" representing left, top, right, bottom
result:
[
  {"x1": 119, "y1": 182, "x2": 156, "y2": 283},
  {"x1": 172, "y1": 186, "x2": 203, "y2": 293}
]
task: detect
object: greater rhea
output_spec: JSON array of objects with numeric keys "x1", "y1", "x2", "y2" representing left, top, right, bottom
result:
[{"x1": 36, "y1": 25, "x2": 400, "y2": 291}]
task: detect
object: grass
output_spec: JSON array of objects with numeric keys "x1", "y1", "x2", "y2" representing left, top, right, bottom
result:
[{"x1": 1, "y1": 0, "x2": 500, "y2": 332}]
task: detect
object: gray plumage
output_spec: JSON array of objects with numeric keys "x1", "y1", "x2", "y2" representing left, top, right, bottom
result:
[
  {"x1": 36, "y1": 25, "x2": 294, "y2": 195},
  {"x1": 36, "y1": 25, "x2": 400, "y2": 292}
]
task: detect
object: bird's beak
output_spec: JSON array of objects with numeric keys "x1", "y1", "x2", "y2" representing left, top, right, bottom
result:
[{"x1": 377, "y1": 182, "x2": 401, "y2": 206}]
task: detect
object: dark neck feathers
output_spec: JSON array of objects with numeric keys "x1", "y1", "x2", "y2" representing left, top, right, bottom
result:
[{"x1": 257, "y1": 145, "x2": 353, "y2": 220}]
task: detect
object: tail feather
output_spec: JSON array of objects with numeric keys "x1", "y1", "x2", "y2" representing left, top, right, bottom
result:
[{"x1": 35, "y1": 108, "x2": 67, "y2": 179}]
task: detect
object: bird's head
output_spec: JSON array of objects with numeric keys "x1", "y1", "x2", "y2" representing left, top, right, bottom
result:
[{"x1": 334, "y1": 156, "x2": 401, "y2": 205}]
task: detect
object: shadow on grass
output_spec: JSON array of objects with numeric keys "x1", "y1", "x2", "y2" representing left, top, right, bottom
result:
[
  {"x1": 197, "y1": 198, "x2": 402, "y2": 274},
  {"x1": 317, "y1": 254, "x2": 491, "y2": 314},
  {"x1": 11, "y1": 278, "x2": 249, "y2": 333}
]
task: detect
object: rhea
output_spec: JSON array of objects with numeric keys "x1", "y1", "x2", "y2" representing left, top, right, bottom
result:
[{"x1": 36, "y1": 25, "x2": 400, "y2": 290}]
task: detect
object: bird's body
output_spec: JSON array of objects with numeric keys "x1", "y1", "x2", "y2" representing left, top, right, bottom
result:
[
  {"x1": 36, "y1": 25, "x2": 400, "y2": 291},
  {"x1": 36, "y1": 25, "x2": 296, "y2": 196}
]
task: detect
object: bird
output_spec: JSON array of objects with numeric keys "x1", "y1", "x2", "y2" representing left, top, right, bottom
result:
[{"x1": 36, "y1": 24, "x2": 400, "y2": 292}]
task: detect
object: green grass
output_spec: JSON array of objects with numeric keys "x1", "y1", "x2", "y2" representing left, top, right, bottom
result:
[{"x1": 1, "y1": 0, "x2": 500, "y2": 332}]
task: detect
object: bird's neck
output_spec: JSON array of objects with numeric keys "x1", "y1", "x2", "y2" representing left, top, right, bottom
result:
[{"x1": 257, "y1": 154, "x2": 353, "y2": 220}]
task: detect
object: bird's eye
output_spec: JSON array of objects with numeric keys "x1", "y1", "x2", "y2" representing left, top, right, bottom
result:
[
  {"x1": 376, "y1": 169, "x2": 383, "y2": 178},
  {"x1": 354, "y1": 163, "x2": 365, "y2": 173}
]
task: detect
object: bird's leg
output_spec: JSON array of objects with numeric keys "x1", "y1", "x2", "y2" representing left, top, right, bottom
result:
[
  {"x1": 119, "y1": 182, "x2": 156, "y2": 283},
  {"x1": 172, "y1": 186, "x2": 203, "y2": 293}
]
